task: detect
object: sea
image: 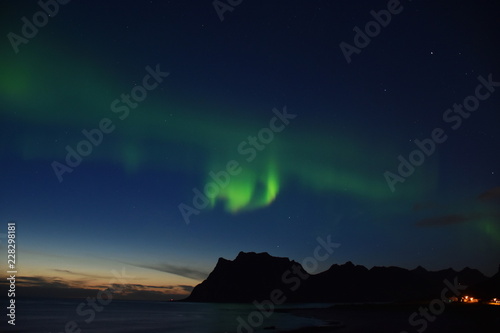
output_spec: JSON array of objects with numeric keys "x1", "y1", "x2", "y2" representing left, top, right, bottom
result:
[{"x1": 3, "y1": 298, "x2": 329, "y2": 333}]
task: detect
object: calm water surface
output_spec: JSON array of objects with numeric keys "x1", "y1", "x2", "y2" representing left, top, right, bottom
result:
[{"x1": 4, "y1": 298, "x2": 328, "y2": 333}]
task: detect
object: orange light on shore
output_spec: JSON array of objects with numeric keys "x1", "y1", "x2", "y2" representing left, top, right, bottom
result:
[{"x1": 461, "y1": 295, "x2": 480, "y2": 303}]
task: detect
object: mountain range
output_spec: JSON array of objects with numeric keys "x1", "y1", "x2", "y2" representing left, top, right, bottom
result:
[{"x1": 182, "y1": 252, "x2": 498, "y2": 303}]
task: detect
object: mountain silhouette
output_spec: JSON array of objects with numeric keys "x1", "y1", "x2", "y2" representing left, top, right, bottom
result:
[
  {"x1": 182, "y1": 252, "x2": 494, "y2": 303},
  {"x1": 183, "y1": 252, "x2": 309, "y2": 302},
  {"x1": 467, "y1": 264, "x2": 500, "y2": 299}
]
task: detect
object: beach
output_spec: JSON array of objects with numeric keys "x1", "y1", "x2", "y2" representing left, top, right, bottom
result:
[{"x1": 279, "y1": 303, "x2": 500, "y2": 333}]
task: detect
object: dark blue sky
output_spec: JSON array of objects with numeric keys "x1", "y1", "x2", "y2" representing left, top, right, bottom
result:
[{"x1": 1, "y1": 0, "x2": 499, "y2": 299}]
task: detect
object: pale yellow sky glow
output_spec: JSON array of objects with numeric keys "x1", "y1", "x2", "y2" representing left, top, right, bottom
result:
[{"x1": 1, "y1": 248, "x2": 201, "y2": 299}]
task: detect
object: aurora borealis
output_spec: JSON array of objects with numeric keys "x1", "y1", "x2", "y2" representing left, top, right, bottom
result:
[{"x1": 1, "y1": 0, "x2": 500, "y2": 301}]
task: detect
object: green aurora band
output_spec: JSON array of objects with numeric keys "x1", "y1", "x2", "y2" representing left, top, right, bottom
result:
[{"x1": 0, "y1": 41, "x2": 443, "y2": 216}]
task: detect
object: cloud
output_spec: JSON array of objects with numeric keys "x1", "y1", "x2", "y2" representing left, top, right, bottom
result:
[
  {"x1": 414, "y1": 187, "x2": 500, "y2": 227},
  {"x1": 126, "y1": 262, "x2": 208, "y2": 281},
  {"x1": 416, "y1": 212, "x2": 500, "y2": 227},
  {"x1": 179, "y1": 285, "x2": 194, "y2": 292},
  {"x1": 478, "y1": 187, "x2": 500, "y2": 204},
  {"x1": 412, "y1": 201, "x2": 444, "y2": 212},
  {"x1": 415, "y1": 214, "x2": 475, "y2": 227},
  {"x1": 108, "y1": 283, "x2": 190, "y2": 292},
  {"x1": 105, "y1": 282, "x2": 192, "y2": 300},
  {"x1": 0, "y1": 275, "x2": 191, "y2": 300},
  {"x1": 15, "y1": 276, "x2": 73, "y2": 288},
  {"x1": 52, "y1": 269, "x2": 109, "y2": 279},
  {"x1": 0, "y1": 275, "x2": 98, "y2": 299}
]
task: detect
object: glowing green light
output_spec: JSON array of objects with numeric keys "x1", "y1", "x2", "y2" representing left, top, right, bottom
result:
[
  {"x1": 224, "y1": 173, "x2": 256, "y2": 212},
  {"x1": 478, "y1": 217, "x2": 500, "y2": 243},
  {"x1": 0, "y1": 41, "x2": 433, "y2": 213},
  {"x1": 264, "y1": 161, "x2": 279, "y2": 204},
  {"x1": 205, "y1": 157, "x2": 280, "y2": 213}
]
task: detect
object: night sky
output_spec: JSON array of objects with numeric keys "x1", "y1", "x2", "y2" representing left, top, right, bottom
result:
[{"x1": 1, "y1": 0, "x2": 499, "y2": 300}]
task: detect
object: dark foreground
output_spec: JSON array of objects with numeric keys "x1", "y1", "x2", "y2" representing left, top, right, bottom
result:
[{"x1": 278, "y1": 303, "x2": 500, "y2": 333}]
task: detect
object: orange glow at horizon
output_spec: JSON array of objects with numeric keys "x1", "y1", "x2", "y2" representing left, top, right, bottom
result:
[{"x1": 0, "y1": 249, "x2": 202, "y2": 300}]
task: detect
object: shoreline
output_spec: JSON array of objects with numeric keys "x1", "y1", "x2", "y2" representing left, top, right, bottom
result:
[{"x1": 276, "y1": 303, "x2": 500, "y2": 333}]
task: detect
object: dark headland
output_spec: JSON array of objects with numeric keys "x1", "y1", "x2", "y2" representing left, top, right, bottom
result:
[{"x1": 181, "y1": 252, "x2": 500, "y2": 332}]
